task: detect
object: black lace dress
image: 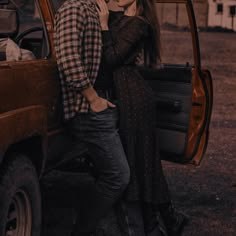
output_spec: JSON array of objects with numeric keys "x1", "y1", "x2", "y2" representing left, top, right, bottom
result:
[{"x1": 100, "y1": 11, "x2": 170, "y2": 206}]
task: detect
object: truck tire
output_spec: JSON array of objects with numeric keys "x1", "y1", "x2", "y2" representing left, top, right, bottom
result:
[{"x1": 0, "y1": 155, "x2": 41, "y2": 236}]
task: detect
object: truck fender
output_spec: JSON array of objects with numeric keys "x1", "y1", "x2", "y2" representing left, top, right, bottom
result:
[{"x1": 0, "y1": 105, "x2": 48, "y2": 175}]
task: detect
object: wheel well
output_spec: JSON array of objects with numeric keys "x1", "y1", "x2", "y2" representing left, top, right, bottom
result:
[{"x1": 3, "y1": 136, "x2": 46, "y2": 176}]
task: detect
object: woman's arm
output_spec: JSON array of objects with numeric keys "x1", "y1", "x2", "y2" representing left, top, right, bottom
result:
[
  {"x1": 101, "y1": 17, "x2": 149, "y2": 67},
  {"x1": 96, "y1": 0, "x2": 149, "y2": 68}
]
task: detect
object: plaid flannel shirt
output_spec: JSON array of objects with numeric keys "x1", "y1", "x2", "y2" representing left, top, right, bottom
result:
[{"x1": 54, "y1": 0, "x2": 102, "y2": 120}]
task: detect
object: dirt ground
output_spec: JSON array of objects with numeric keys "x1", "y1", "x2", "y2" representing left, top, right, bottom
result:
[
  {"x1": 163, "y1": 31, "x2": 236, "y2": 236},
  {"x1": 41, "y1": 32, "x2": 236, "y2": 236},
  {"x1": 151, "y1": 31, "x2": 236, "y2": 236}
]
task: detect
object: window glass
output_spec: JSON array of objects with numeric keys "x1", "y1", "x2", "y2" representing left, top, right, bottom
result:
[
  {"x1": 12, "y1": 0, "x2": 42, "y2": 32},
  {"x1": 155, "y1": 2, "x2": 194, "y2": 66},
  {"x1": 229, "y1": 5, "x2": 236, "y2": 17},
  {"x1": 0, "y1": 0, "x2": 46, "y2": 61},
  {"x1": 217, "y1": 3, "x2": 223, "y2": 14}
]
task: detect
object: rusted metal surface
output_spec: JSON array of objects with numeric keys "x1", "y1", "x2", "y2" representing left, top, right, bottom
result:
[
  {"x1": 0, "y1": 106, "x2": 47, "y2": 151},
  {"x1": 0, "y1": 0, "x2": 62, "y2": 171},
  {"x1": 0, "y1": 59, "x2": 62, "y2": 127},
  {"x1": 38, "y1": 0, "x2": 56, "y2": 56},
  {"x1": 0, "y1": 52, "x2": 61, "y2": 171}
]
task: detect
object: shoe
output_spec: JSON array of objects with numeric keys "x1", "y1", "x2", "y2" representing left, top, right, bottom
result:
[
  {"x1": 159, "y1": 204, "x2": 189, "y2": 236},
  {"x1": 147, "y1": 224, "x2": 165, "y2": 236},
  {"x1": 167, "y1": 211, "x2": 188, "y2": 236}
]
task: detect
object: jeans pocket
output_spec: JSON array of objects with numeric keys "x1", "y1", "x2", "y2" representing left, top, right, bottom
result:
[{"x1": 89, "y1": 107, "x2": 111, "y2": 115}]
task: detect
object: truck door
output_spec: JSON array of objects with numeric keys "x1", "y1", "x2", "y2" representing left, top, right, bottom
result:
[
  {"x1": 0, "y1": 0, "x2": 62, "y2": 130},
  {"x1": 142, "y1": 0, "x2": 213, "y2": 165}
]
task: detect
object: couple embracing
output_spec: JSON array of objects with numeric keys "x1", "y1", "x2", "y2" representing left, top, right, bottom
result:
[{"x1": 54, "y1": 0, "x2": 188, "y2": 235}]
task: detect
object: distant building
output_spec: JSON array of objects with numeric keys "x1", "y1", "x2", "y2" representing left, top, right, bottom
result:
[{"x1": 208, "y1": 0, "x2": 236, "y2": 31}]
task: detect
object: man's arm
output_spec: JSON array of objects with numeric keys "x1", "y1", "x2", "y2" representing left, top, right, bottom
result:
[
  {"x1": 54, "y1": 5, "x2": 115, "y2": 111},
  {"x1": 54, "y1": 5, "x2": 91, "y2": 91}
]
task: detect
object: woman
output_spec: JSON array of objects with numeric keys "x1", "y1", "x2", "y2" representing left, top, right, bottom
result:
[{"x1": 95, "y1": 0, "x2": 188, "y2": 235}]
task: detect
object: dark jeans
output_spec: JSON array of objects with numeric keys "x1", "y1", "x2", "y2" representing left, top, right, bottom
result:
[{"x1": 69, "y1": 107, "x2": 130, "y2": 234}]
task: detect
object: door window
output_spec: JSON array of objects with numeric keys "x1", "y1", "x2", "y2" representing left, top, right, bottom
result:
[
  {"x1": 0, "y1": 0, "x2": 48, "y2": 61},
  {"x1": 155, "y1": 2, "x2": 194, "y2": 66}
]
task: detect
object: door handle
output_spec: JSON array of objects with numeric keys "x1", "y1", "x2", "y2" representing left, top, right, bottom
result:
[{"x1": 156, "y1": 98, "x2": 182, "y2": 113}]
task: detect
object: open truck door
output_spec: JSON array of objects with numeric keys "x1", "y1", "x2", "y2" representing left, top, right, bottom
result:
[{"x1": 140, "y1": 0, "x2": 213, "y2": 165}]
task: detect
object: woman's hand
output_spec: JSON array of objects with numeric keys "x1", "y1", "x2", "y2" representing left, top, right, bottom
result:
[
  {"x1": 89, "y1": 96, "x2": 116, "y2": 113},
  {"x1": 96, "y1": 0, "x2": 109, "y2": 31}
]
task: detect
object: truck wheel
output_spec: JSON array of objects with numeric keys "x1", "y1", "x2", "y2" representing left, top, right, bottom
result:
[{"x1": 0, "y1": 155, "x2": 41, "y2": 236}]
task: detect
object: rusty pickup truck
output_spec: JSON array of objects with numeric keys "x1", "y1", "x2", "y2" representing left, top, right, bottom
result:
[{"x1": 0, "y1": 0, "x2": 213, "y2": 235}]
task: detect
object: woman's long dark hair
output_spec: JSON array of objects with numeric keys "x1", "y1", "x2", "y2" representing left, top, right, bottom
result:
[{"x1": 136, "y1": 0, "x2": 161, "y2": 65}]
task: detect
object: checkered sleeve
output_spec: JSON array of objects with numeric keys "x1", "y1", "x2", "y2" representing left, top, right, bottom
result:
[{"x1": 54, "y1": 5, "x2": 91, "y2": 91}]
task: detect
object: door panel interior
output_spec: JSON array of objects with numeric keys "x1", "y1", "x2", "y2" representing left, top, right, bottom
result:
[{"x1": 139, "y1": 65, "x2": 193, "y2": 162}]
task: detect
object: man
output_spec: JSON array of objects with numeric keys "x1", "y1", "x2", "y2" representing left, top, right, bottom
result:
[{"x1": 54, "y1": 0, "x2": 130, "y2": 235}]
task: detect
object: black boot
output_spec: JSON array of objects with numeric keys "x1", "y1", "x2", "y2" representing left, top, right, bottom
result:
[
  {"x1": 143, "y1": 203, "x2": 167, "y2": 236},
  {"x1": 159, "y1": 202, "x2": 188, "y2": 236}
]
